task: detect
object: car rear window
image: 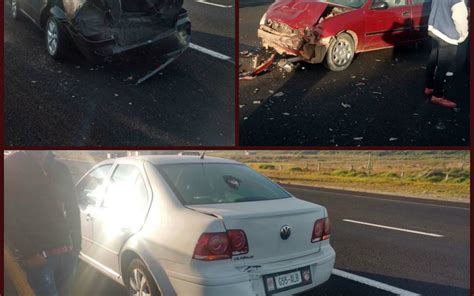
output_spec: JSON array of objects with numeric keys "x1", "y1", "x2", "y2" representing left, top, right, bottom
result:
[
  {"x1": 156, "y1": 163, "x2": 290, "y2": 205},
  {"x1": 327, "y1": 0, "x2": 367, "y2": 8}
]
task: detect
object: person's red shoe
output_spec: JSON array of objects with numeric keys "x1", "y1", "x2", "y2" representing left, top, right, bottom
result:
[
  {"x1": 424, "y1": 88, "x2": 434, "y2": 96},
  {"x1": 431, "y1": 96, "x2": 457, "y2": 108}
]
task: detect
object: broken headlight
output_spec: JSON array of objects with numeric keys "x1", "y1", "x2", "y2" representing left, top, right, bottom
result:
[{"x1": 259, "y1": 13, "x2": 267, "y2": 26}]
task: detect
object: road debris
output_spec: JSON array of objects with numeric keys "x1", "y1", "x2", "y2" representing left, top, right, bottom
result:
[
  {"x1": 274, "y1": 92, "x2": 285, "y2": 97},
  {"x1": 341, "y1": 102, "x2": 351, "y2": 108}
]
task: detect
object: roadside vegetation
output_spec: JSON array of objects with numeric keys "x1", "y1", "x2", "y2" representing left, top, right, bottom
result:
[
  {"x1": 214, "y1": 151, "x2": 470, "y2": 202},
  {"x1": 52, "y1": 150, "x2": 470, "y2": 202}
]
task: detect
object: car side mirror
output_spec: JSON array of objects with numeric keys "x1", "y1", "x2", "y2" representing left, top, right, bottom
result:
[{"x1": 371, "y1": 1, "x2": 389, "y2": 10}]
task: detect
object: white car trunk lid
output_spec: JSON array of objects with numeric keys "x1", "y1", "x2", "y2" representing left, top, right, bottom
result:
[{"x1": 187, "y1": 197, "x2": 326, "y2": 266}]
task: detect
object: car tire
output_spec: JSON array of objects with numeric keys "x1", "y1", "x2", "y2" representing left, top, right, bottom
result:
[
  {"x1": 45, "y1": 16, "x2": 66, "y2": 60},
  {"x1": 126, "y1": 259, "x2": 161, "y2": 296},
  {"x1": 323, "y1": 33, "x2": 355, "y2": 72},
  {"x1": 11, "y1": 0, "x2": 20, "y2": 20}
]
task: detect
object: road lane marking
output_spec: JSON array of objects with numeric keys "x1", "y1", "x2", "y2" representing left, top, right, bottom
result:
[
  {"x1": 195, "y1": 0, "x2": 232, "y2": 8},
  {"x1": 342, "y1": 219, "x2": 444, "y2": 238},
  {"x1": 332, "y1": 269, "x2": 421, "y2": 296},
  {"x1": 286, "y1": 185, "x2": 470, "y2": 211},
  {"x1": 189, "y1": 43, "x2": 234, "y2": 64}
]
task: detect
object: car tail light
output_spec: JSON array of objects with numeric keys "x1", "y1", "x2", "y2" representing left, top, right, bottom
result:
[
  {"x1": 193, "y1": 230, "x2": 249, "y2": 261},
  {"x1": 312, "y1": 217, "x2": 331, "y2": 243},
  {"x1": 227, "y1": 230, "x2": 249, "y2": 255}
]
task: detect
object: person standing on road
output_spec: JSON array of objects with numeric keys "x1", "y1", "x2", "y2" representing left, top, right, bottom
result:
[
  {"x1": 425, "y1": 0, "x2": 469, "y2": 108},
  {"x1": 5, "y1": 151, "x2": 82, "y2": 296}
]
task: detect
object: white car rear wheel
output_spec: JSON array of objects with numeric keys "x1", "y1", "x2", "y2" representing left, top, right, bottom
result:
[{"x1": 126, "y1": 259, "x2": 161, "y2": 296}]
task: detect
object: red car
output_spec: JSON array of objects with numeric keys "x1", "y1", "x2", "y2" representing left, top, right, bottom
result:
[{"x1": 258, "y1": 0, "x2": 431, "y2": 71}]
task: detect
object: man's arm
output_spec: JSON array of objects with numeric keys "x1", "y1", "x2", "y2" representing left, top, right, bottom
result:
[{"x1": 452, "y1": 0, "x2": 469, "y2": 42}]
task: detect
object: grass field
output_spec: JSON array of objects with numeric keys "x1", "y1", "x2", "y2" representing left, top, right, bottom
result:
[{"x1": 51, "y1": 150, "x2": 471, "y2": 202}]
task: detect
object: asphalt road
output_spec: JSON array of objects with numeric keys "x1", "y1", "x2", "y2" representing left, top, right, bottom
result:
[
  {"x1": 45, "y1": 158, "x2": 468, "y2": 296},
  {"x1": 4, "y1": 0, "x2": 235, "y2": 146},
  {"x1": 238, "y1": 5, "x2": 470, "y2": 147}
]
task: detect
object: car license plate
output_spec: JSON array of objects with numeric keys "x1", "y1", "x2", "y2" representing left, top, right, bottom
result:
[
  {"x1": 263, "y1": 266, "x2": 312, "y2": 294},
  {"x1": 275, "y1": 271, "x2": 302, "y2": 289}
]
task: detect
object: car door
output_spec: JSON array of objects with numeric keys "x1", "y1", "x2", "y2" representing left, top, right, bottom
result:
[
  {"x1": 364, "y1": 0, "x2": 412, "y2": 50},
  {"x1": 89, "y1": 162, "x2": 152, "y2": 274},
  {"x1": 409, "y1": 0, "x2": 432, "y2": 41},
  {"x1": 76, "y1": 164, "x2": 114, "y2": 257}
]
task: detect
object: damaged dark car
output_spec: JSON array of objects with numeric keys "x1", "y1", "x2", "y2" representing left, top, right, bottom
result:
[{"x1": 10, "y1": 0, "x2": 191, "y2": 62}]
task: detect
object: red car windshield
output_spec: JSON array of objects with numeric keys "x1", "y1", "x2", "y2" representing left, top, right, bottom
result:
[
  {"x1": 157, "y1": 163, "x2": 290, "y2": 205},
  {"x1": 327, "y1": 0, "x2": 367, "y2": 8}
]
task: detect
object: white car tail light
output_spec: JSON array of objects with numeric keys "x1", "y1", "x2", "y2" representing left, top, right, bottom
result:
[
  {"x1": 193, "y1": 230, "x2": 249, "y2": 261},
  {"x1": 312, "y1": 217, "x2": 330, "y2": 243}
]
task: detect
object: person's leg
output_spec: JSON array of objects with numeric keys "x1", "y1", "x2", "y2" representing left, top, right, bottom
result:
[
  {"x1": 432, "y1": 39, "x2": 458, "y2": 98},
  {"x1": 25, "y1": 260, "x2": 59, "y2": 296},
  {"x1": 55, "y1": 252, "x2": 78, "y2": 296},
  {"x1": 425, "y1": 37, "x2": 439, "y2": 92}
]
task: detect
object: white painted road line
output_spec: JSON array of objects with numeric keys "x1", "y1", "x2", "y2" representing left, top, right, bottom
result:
[
  {"x1": 189, "y1": 43, "x2": 234, "y2": 64},
  {"x1": 196, "y1": 0, "x2": 232, "y2": 8},
  {"x1": 332, "y1": 269, "x2": 421, "y2": 296},
  {"x1": 343, "y1": 219, "x2": 444, "y2": 238}
]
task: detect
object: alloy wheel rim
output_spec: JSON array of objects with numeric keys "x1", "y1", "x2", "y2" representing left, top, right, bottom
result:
[
  {"x1": 47, "y1": 20, "x2": 58, "y2": 55},
  {"x1": 332, "y1": 39, "x2": 353, "y2": 66},
  {"x1": 129, "y1": 268, "x2": 151, "y2": 296},
  {"x1": 11, "y1": 0, "x2": 17, "y2": 17}
]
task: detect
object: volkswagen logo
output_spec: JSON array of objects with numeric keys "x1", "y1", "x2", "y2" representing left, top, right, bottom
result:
[{"x1": 280, "y1": 225, "x2": 291, "y2": 240}]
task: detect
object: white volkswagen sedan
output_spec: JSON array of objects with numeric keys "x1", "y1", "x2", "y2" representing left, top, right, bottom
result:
[{"x1": 76, "y1": 155, "x2": 335, "y2": 296}]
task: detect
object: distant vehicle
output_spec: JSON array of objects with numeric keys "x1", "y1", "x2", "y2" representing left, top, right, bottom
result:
[
  {"x1": 178, "y1": 151, "x2": 202, "y2": 156},
  {"x1": 9, "y1": 0, "x2": 191, "y2": 62},
  {"x1": 76, "y1": 155, "x2": 335, "y2": 295},
  {"x1": 258, "y1": 0, "x2": 431, "y2": 71}
]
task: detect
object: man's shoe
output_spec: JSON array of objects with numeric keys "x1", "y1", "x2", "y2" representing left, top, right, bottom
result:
[
  {"x1": 424, "y1": 88, "x2": 434, "y2": 96},
  {"x1": 431, "y1": 96, "x2": 457, "y2": 108}
]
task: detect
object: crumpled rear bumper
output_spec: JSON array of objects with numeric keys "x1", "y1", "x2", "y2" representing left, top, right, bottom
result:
[{"x1": 67, "y1": 16, "x2": 191, "y2": 61}]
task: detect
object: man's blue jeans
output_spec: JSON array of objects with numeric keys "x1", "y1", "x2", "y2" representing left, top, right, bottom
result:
[{"x1": 25, "y1": 252, "x2": 78, "y2": 296}]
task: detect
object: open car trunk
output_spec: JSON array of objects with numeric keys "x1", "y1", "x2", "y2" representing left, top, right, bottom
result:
[{"x1": 69, "y1": 0, "x2": 184, "y2": 45}]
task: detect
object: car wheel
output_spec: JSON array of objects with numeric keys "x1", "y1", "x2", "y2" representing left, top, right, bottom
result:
[
  {"x1": 11, "y1": 0, "x2": 20, "y2": 20},
  {"x1": 45, "y1": 16, "x2": 66, "y2": 60},
  {"x1": 323, "y1": 33, "x2": 355, "y2": 72},
  {"x1": 126, "y1": 259, "x2": 161, "y2": 296}
]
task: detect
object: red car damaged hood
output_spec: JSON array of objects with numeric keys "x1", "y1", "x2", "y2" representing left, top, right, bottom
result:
[{"x1": 265, "y1": 0, "x2": 352, "y2": 29}]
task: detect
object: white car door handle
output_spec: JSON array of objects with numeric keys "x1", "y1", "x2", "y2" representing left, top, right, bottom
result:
[{"x1": 86, "y1": 213, "x2": 93, "y2": 221}]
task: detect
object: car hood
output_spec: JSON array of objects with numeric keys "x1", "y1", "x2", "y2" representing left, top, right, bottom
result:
[{"x1": 265, "y1": 0, "x2": 352, "y2": 29}]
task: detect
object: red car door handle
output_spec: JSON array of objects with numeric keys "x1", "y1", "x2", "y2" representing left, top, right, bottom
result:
[{"x1": 402, "y1": 11, "x2": 411, "y2": 17}]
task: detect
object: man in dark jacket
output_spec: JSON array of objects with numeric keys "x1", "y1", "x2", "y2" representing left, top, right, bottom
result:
[
  {"x1": 5, "y1": 151, "x2": 81, "y2": 296},
  {"x1": 425, "y1": 0, "x2": 469, "y2": 108}
]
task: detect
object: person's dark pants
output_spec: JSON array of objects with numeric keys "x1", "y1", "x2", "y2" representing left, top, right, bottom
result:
[
  {"x1": 25, "y1": 252, "x2": 77, "y2": 296},
  {"x1": 425, "y1": 36, "x2": 458, "y2": 98}
]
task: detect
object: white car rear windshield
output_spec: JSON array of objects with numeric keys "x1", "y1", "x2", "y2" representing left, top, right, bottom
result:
[{"x1": 157, "y1": 163, "x2": 290, "y2": 205}]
